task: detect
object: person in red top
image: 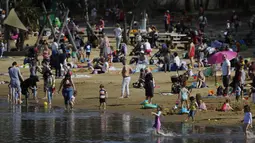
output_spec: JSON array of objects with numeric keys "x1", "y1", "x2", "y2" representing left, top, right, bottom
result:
[
  {"x1": 119, "y1": 10, "x2": 124, "y2": 23},
  {"x1": 164, "y1": 10, "x2": 171, "y2": 32},
  {"x1": 189, "y1": 41, "x2": 195, "y2": 68}
]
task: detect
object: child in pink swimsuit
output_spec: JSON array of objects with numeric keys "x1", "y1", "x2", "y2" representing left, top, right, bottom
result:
[{"x1": 152, "y1": 106, "x2": 163, "y2": 134}]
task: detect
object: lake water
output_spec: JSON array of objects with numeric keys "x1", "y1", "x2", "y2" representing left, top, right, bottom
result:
[{"x1": 0, "y1": 99, "x2": 254, "y2": 143}]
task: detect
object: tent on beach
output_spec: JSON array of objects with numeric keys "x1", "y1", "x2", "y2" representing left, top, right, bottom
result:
[{"x1": 3, "y1": 9, "x2": 28, "y2": 31}]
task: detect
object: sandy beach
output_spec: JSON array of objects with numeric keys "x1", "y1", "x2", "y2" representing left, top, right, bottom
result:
[{"x1": 0, "y1": 45, "x2": 254, "y2": 127}]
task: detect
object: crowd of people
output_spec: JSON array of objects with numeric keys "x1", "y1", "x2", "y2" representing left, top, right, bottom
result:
[{"x1": 2, "y1": 4, "x2": 255, "y2": 139}]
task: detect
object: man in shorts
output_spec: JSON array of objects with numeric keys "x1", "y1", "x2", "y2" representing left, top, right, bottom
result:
[{"x1": 222, "y1": 54, "x2": 231, "y2": 96}]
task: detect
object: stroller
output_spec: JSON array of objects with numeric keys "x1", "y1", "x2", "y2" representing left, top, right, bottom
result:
[
  {"x1": 149, "y1": 45, "x2": 168, "y2": 65},
  {"x1": 171, "y1": 70, "x2": 189, "y2": 94}
]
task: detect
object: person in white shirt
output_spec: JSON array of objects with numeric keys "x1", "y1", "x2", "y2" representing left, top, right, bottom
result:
[
  {"x1": 51, "y1": 39, "x2": 58, "y2": 56},
  {"x1": 173, "y1": 52, "x2": 181, "y2": 68},
  {"x1": 144, "y1": 39, "x2": 152, "y2": 56},
  {"x1": 222, "y1": 54, "x2": 231, "y2": 95},
  {"x1": 114, "y1": 24, "x2": 122, "y2": 50}
]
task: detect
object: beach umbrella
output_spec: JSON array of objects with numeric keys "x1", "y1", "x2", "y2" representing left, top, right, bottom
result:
[
  {"x1": 207, "y1": 51, "x2": 237, "y2": 64},
  {"x1": 207, "y1": 51, "x2": 237, "y2": 85}
]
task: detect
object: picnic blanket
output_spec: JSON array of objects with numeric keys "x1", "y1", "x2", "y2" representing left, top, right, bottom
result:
[{"x1": 109, "y1": 67, "x2": 122, "y2": 71}]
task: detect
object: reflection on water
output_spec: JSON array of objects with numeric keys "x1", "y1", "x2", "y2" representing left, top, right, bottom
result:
[{"x1": 0, "y1": 99, "x2": 254, "y2": 143}]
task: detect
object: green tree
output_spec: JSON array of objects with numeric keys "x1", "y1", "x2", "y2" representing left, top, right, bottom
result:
[{"x1": 15, "y1": 0, "x2": 40, "y2": 50}]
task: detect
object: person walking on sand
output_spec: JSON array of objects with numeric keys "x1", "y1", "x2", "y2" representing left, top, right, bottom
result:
[
  {"x1": 185, "y1": 96, "x2": 198, "y2": 122},
  {"x1": 144, "y1": 68, "x2": 155, "y2": 104},
  {"x1": 241, "y1": 105, "x2": 252, "y2": 138},
  {"x1": 120, "y1": 59, "x2": 133, "y2": 98},
  {"x1": 9, "y1": 62, "x2": 24, "y2": 104},
  {"x1": 58, "y1": 72, "x2": 76, "y2": 110},
  {"x1": 114, "y1": 24, "x2": 122, "y2": 50},
  {"x1": 222, "y1": 54, "x2": 231, "y2": 96}
]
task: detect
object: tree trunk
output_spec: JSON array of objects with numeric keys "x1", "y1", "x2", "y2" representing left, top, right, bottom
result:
[
  {"x1": 19, "y1": 31, "x2": 25, "y2": 51},
  {"x1": 243, "y1": 0, "x2": 250, "y2": 13},
  {"x1": 121, "y1": 0, "x2": 128, "y2": 44},
  {"x1": 123, "y1": 13, "x2": 128, "y2": 43},
  {"x1": 127, "y1": 14, "x2": 135, "y2": 43},
  {"x1": 205, "y1": 0, "x2": 210, "y2": 10}
]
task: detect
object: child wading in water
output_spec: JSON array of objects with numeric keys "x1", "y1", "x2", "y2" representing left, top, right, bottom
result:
[
  {"x1": 185, "y1": 96, "x2": 198, "y2": 122},
  {"x1": 99, "y1": 84, "x2": 108, "y2": 109},
  {"x1": 241, "y1": 105, "x2": 253, "y2": 138},
  {"x1": 152, "y1": 106, "x2": 164, "y2": 135},
  {"x1": 45, "y1": 70, "x2": 55, "y2": 105}
]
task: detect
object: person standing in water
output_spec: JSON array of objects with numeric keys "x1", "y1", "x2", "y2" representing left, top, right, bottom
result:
[
  {"x1": 58, "y1": 72, "x2": 76, "y2": 110},
  {"x1": 241, "y1": 105, "x2": 252, "y2": 138},
  {"x1": 152, "y1": 106, "x2": 163, "y2": 135},
  {"x1": 9, "y1": 62, "x2": 24, "y2": 104}
]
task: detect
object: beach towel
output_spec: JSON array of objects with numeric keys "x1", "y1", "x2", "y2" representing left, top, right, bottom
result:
[{"x1": 160, "y1": 92, "x2": 174, "y2": 96}]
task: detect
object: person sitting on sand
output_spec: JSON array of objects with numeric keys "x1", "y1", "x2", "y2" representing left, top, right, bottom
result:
[
  {"x1": 186, "y1": 64, "x2": 194, "y2": 77},
  {"x1": 92, "y1": 57, "x2": 108, "y2": 74},
  {"x1": 152, "y1": 106, "x2": 163, "y2": 135},
  {"x1": 196, "y1": 94, "x2": 207, "y2": 111},
  {"x1": 196, "y1": 70, "x2": 206, "y2": 88},
  {"x1": 216, "y1": 99, "x2": 233, "y2": 112}
]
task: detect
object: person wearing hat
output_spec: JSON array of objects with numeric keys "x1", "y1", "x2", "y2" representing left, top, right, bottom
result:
[
  {"x1": 196, "y1": 69, "x2": 206, "y2": 88},
  {"x1": 164, "y1": 10, "x2": 171, "y2": 32}
]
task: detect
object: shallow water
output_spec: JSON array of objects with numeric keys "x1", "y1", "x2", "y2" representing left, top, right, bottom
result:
[{"x1": 0, "y1": 99, "x2": 254, "y2": 143}]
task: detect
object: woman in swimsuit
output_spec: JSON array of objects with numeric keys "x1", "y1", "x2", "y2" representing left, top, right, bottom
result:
[{"x1": 58, "y1": 72, "x2": 76, "y2": 110}]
